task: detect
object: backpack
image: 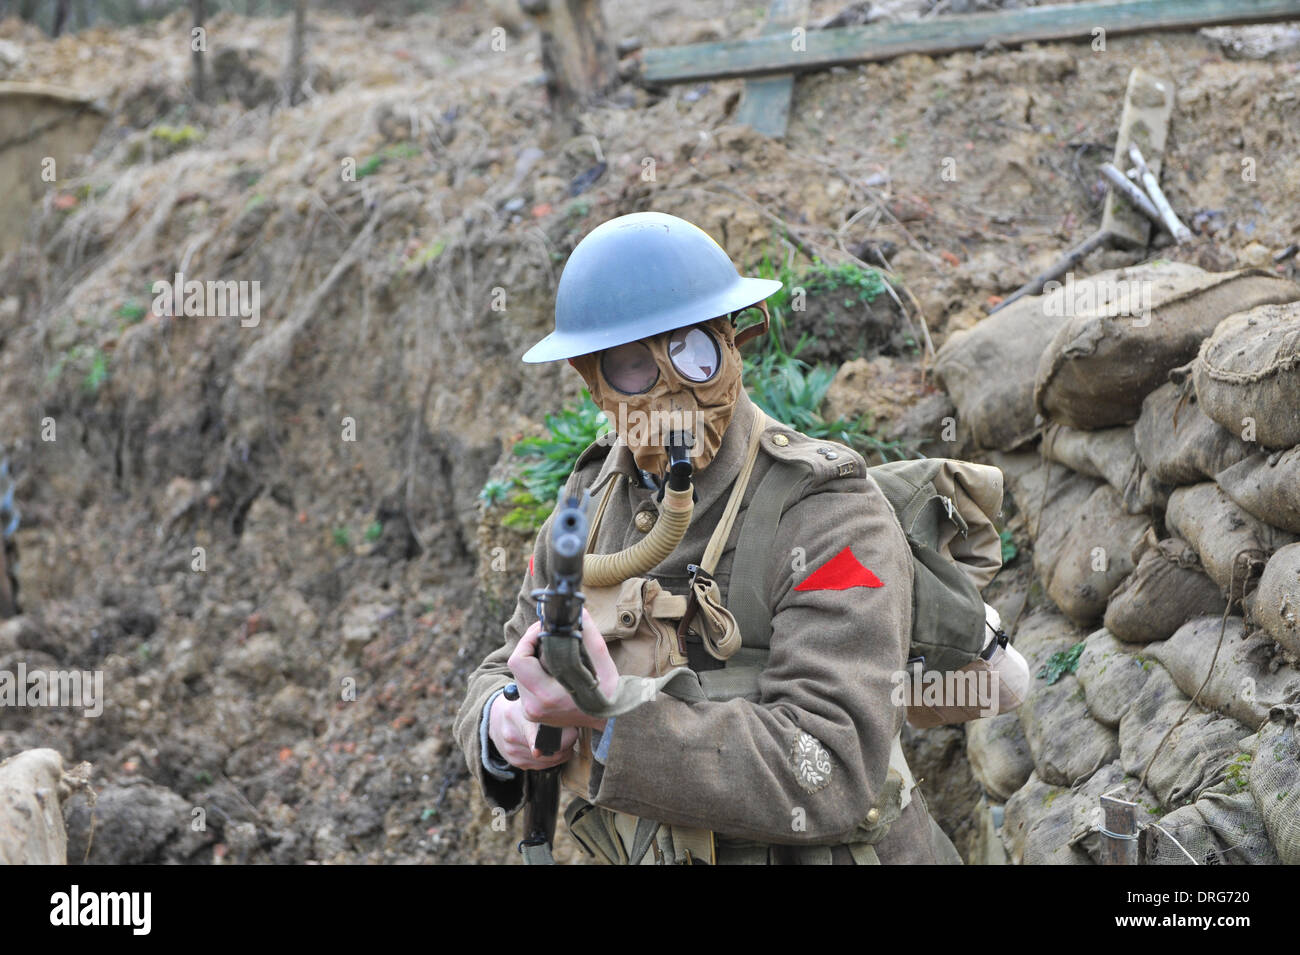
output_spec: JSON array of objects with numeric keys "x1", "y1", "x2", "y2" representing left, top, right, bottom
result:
[{"x1": 723, "y1": 453, "x2": 1027, "y2": 725}]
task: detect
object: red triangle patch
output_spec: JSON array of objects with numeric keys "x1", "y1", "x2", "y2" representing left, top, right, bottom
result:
[
  {"x1": 528, "y1": 554, "x2": 534, "y2": 577},
  {"x1": 794, "y1": 546, "x2": 883, "y2": 591}
]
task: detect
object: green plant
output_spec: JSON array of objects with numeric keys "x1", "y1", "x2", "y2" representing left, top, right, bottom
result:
[
  {"x1": 332, "y1": 527, "x2": 351, "y2": 548},
  {"x1": 364, "y1": 521, "x2": 384, "y2": 543},
  {"x1": 1038, "y1": 642, "x2": 1085, "y2": 685},
  {"x1": 404, "y1": 239, "x2": 446, "y2": 271},
  {"x1": 82, "y1": 349, "x2": 109, "y2": 393},
  {"x1": 479, "y1": 480, "x2": 510, "y2": 506},
  {"x1": 1225, "y1": 752, "x2": 1252, "y2": 791},
  {"x1": 484, "y1": 390, "x2": 611, "y2": 534},
  {"x1": 999, "y1": 528, "x2": 1018, "y2": 563},
  {"x1": 799, "y1": 261, "x2": 888, "y2": 306},
  {"x1": 116, "y1": 300, "x2": 147, "y2": 326},
  {"x1": 740, "y1": 293, "x2": 913, "y2": 462},
  {"x1": 150, "y1": 123, "x2": 203, "y2": 146},
  {"x1": 357, "y1": 141, "x2": 421, "y2": 179}
]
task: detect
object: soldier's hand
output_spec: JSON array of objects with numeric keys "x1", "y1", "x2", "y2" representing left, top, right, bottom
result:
[
  {"x1": 507, "y1": 608, "x2": 619, "y2": 733},
  {"x1": 487, "y1": 693, "x2": 579, "y2": 771}
]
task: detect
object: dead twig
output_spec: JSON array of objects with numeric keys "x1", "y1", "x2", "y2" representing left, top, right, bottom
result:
[
  {"x1": 1099, "y1": 163, "x2": 1162, "y2": 225},
  {"x1": 990, "y1": 229, "x2": 1114, "y2": 314},
  {"x1": 1128, "y1": 145, "x2": 1191, "y2": 243}
]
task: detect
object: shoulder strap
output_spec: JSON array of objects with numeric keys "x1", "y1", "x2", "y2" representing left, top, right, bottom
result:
[
  {"x1": 673, "y1": 411, "x2": 768, "y2": 645},
  {"x1": 699, "y1": 409, "x2": 768, "y2": 575},
  {"x1": 726, "y1": 456, "x2": 807, "y2": 649}
]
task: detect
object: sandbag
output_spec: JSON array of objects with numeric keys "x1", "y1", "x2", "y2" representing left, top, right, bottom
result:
[
  {"x1": 1041, "y1": 424, "x2": 1168, "y2": 514},
  {"x1": 1009, "y1": 606, "x2": 1087, "y2": 672},
  {"x1": 1019, "y1": 671, "x2": 1120, "y2": 787},
  {"x1": 1250, "y1": 704, "x2": 1300, "y2": 864},
  {"x1": 1074, "y1": 627, "x2": 1155, "y2": 727},
  {"x1": 1134, "y1": 376, "x2": 1254, "y2": 486},
  {"x1": 1165, "y1": 482, "x2": 1298, "y2": 599},
  {"x1": 1008, "y1": 465, "x2": 1103, "y2": 591},
  {"x1": 1150, "y1": 615, "x2": 1300, "y2": 729},
  {"x1": 1216, "y1": 446, "x2": 1300, "y2": 535},
  {"x1": 934, "y1": 288, "x2": 1072, "y2": 452},
  {"x1": 1251, "y1": 542, "x2": 1300, "y2": 656},
  {"x1": 1143, "y1": 774, "x2": 1278, "y2": 865},
  {"x1": 1034, "y1": 266, "x2": 1300, "y2": 430},
  {"x1": 1195, "y1": 300, "x2": 1300, "y2": 449},
  {"x1": 0, "y1": 748, "x2": 68, "y2": 865},
  {"x1": 1001, "y1": 771, "x2": 1093, "y2": 865},
  {"x1": 1118, "y1": 665, "x2": 1251, "y2": 807},
  {"x1": 1040, "y1": 484, "x2": 1152, "y2": 627},
  {"x1": 1103, "y1": 531, "x2": 1228, "y2": 644},
  {"x1": 965, "y1": 710, "x2": 1034, "y2": 802}
]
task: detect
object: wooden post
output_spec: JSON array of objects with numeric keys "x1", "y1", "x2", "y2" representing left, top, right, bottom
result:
[
  {"x1": 286, "y1": 0, "x2": 308, "y2": 106},
  {"x1": 1100, "y1": 794, "x2": 1139, "y2": 865},
  {"x1": 521, "y1": 0, "x2": 617, "y2": 113},
  {"x1": 0, "y1": 541, "x2": 15, "y2": 618},
  {"x1": 734, "y1": 0, "x2": 809, "y2": 139},
  {"x1": 191, "y1": 0, "x2": 207, "y2": 103},
  {"x1": 1100, "y1": 68, "x2": 1173, "y2": 249}
]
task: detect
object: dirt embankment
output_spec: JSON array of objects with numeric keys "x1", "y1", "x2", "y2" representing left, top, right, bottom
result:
[{"x1": 0, "y1": 2, "x2": 1297, "y2": 862}]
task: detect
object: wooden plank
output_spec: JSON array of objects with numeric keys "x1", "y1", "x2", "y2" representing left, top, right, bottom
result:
[
  {"x1": 734, "y1": 0, "x2": 810, "y2": 138},
  {"x1": 643, "y1": 0, "x2": 1300, "y2": 84},
  {"x1": 1101, "y1": 68, "x2": 1174, "y2": 249}
]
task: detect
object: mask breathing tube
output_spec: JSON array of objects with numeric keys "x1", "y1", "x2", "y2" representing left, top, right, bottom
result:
[{"x1": 582, "y1": 431, "x2": 695, "y2": 587}]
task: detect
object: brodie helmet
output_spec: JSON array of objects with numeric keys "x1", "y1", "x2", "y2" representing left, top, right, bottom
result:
[{"x1": 522, "y1": 211, "x2": 782, "y2": 363}]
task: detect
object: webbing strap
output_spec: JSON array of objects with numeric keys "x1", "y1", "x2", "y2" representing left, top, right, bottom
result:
[
  {"x1": 727, "y1": 459, "x2": 807, "y2": 648},
  {"x1": 675, "y1": 410, "x2": 768, "y2": 646},
  {"x1": 699, "y1": 409, "x2": 769, "y2": 575},
  {"x1": 585, "y1": 471, "x2": 621, "y2": 550}
]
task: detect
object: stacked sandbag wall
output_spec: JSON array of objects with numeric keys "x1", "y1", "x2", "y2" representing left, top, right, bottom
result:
[{"x1": 936, "y1": 265, "x2": 1300, "y2": 864}]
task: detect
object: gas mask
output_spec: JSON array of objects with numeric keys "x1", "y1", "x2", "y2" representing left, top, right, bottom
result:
[{"x1": 571, "y1": 315, "x2": 745, "y2": 480}]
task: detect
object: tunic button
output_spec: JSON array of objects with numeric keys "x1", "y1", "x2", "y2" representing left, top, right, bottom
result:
[
  {"x1": 866, "y1": 808, "x2": 880, "y2": 824},
  {"x1": 772, "y1": 433, "x2": 789, "y2": 447},
  {"x1": 635, "y1": 510, "x2": 657, "y2": 533}
]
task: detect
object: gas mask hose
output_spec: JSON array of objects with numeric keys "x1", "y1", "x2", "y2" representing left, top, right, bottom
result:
[{"x1": 583, "y1": 433, "x2": 694, "y2": 587}]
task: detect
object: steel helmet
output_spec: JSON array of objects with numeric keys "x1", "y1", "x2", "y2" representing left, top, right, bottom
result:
[{"x1": 522, "y1": 211, "x2": 782, "y2": 363}]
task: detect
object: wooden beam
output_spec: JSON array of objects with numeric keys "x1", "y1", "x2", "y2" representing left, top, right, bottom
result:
[
  {"x1": 642, "y1": 0, "x2": 1300, "y2": 84},
  {"x1": 1101, "y1": 68, "x2": 1174, "y2": 249},
  {"x1": 734, "y1": 0, "x2": 809, "y2": 138}
]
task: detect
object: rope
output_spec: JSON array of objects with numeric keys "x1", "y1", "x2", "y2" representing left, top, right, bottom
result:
[
  {"x1": 1143, "y1": 822, "x2": 1199, "y2": 865},
  {"x1": 1138, "y1": 556, "x2": 1244, "y2": 791}
]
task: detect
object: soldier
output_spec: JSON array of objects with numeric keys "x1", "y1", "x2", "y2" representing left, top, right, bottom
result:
[{"x1": 454, "y1": 211, "x2": 962, "y2": 864}]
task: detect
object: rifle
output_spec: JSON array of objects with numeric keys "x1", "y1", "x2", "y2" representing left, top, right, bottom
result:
[{"x1": 503, "y1": 489, "x2": 589, "y2": 864}]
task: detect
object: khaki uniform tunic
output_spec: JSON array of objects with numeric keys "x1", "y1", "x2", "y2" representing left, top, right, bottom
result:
[{"x1": 454, "y1": 390, "x2": 960, "y2": 863}]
